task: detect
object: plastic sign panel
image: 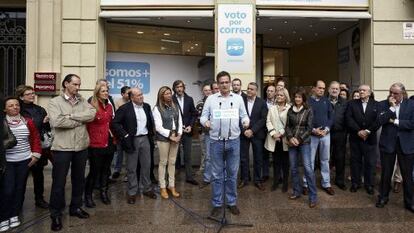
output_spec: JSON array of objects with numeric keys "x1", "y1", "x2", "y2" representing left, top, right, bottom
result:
[
  {"x1": 105, "y1": 61, "x2": 150, "y2": 95},
  {"x1": 217, "y1": 4, "x2": 254, "y2": 74},
  {"x1": 213, "y1": 109, "x2": 239, "y2": 119},
  {"x1": 256, "y1": 0, "x2": 368, "y2": 8}
]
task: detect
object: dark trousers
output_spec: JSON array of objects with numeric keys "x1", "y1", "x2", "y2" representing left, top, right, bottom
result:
[
  {"x1": 272, "y1": 141, "x2": 289, "y2": 186},
  {"x1": 0, "y1": 159, "x2": 30, "y2": 221},
  {"x1": 331, "y1": 131, "x2": 347, "y2": 186},
  {"x1": 240, "y1": 137, "x2": 264, "y2": 183},
  {"x1": 137, "y1": 137, "x2": 156, "y2": 183},
  {"x1": 379, "y1": 139, "x2": 414, "y2": 207},
  {"x1": 350, "y1": 139, "x2": 377, "y2": 187},
  {"x1": 49, "y1": 150, "x2": 88, "y2": 218},
  {"x1": 85, "y1": 147, "x2": 114, "y2": 195},
  {"x1": 176, "y1": 133, "x2": 193, "y2": 180},
  {"x1": 263, "y1": 148, "x2": 270, "y2": 178}
]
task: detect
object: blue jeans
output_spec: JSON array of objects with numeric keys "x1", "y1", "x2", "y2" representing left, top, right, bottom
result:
[
  {"x1": 304, "y1": 134, "x2": 331, "y2": 188},
  {"x1": 113, "y1": 143, "x2": 124, "y2": 173},
  {"x1": 210, "y1": 138, "x2": 240, "y2": 207},
  {"x1": 203, "y1": 135, "x2": 212, "y2": 183},
  {"x1": 289, "y1": 144, "x2": 317, "y2": 203}
]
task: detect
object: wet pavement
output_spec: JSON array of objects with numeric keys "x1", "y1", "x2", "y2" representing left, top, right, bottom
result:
[{"x1": 12, "y1": 166, "x2": 414, "y2": 233}]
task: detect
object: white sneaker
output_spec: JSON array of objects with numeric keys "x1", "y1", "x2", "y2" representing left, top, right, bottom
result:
[
  {"x1": 9, "y1": 216, "x2": 20, "y2": 228},
  {"x1": 0, "y1": 220, "x2": 9, "y2": 232}
]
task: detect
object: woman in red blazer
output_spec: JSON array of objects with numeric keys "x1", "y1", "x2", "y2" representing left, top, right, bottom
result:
[
  {"x1": 0, "y1": 97, "x2": 41, "y2": 231},
  {"x1": 84, "y1": 83, "x2": 114, "y2": 208}
]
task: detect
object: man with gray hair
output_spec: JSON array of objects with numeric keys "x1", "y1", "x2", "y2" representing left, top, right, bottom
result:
[
  {"x1": 328, "y1": 81, "x2": 348, "y2": 190},
  {"x1": 346, "y1": 84, "x2": 380, "y2": 195},
  {"x1": 376, "y1": 83, "x2": 414, "y2": 213}
]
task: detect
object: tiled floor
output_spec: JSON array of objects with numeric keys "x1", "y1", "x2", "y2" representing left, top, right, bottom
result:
[{"x1": 12, "y1": 166, "x2": 414, "y2": 232}]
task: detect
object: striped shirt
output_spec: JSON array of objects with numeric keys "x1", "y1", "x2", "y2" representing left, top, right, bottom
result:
[{"x1": 6, "y1": 123, "x2": 31, "y2": 162}]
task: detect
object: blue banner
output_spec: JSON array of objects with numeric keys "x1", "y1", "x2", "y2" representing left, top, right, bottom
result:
[{"x1": 105, "y1": 61, "x2": 150, "y2": 95}]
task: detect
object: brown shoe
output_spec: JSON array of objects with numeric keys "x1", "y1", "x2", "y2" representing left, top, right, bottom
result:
[
  {"x1": 393, "y1": 182, "x2": 401, "y2": 193},
  {"x1": 127, "y1": 195, "x2": 136, "y2": 204},
  {"x1": 323, "y1": 187, "x2": 335, "y2": 195},
  {"x1": 160, "y1": 188, "x2": 169, "y2": 199},
  {"x1": 254, "y1": 182, "x2": 265, "y2": 191},
  {"x1": 309, "y1": 201, "x2": 317, "y2": 208},
  {"x1": 168, "y1": 187, "x2": 180, "y2": 198}
]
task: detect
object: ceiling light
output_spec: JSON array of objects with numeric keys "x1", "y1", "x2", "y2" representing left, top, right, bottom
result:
[
  {"x1": 292, "y1": 30, "x2": 296, "y2": 34},
  {"x1": 190, "y1": 46, "x2": 194, "y2": 49},
  {"x1": 284, "y1": 20, "x2": 288, "y2": 24},
  {"x1": 269, "y1": 28, "x2": 273, "y2": 31},
  {"x1": 195, "y1": 43, "x2": 199, "y2": 46},
  {"x1": 332, "y1": 26, "x2": 337, "y2": 30},
  {"x1": 187, "y1": 49, "x2": 190, "y2": 52},
  {"x1": 161, "y1": 39, "x2": 180, "y2": 44},
  {"x1": 278, "y1": 35, "x2": 282, "y2": 39},
  {"x1": 137, "y1": 31, "x2": 144, "y2": 34},
  {"x1": 299, "y1": 37, "x2": 303, "y2": 41},
  {"x1": 314, "y1": 32, "x2": 318, "y2": 36},
  {"x1": 187, "y1": 20, "x2": 192, "y2": 23},
  {"x1": 309, "y1": 24, "x2": 313, "y2": 28},
  {"x1": 286, "y1": 41, "x2": 290, "y2": 45},
  {"x1": 163, "y1": 33, "x2": 170, "y2": 36}
]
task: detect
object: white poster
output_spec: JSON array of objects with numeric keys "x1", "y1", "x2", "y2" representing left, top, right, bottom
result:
[
  {"x1": 101, "y1": 0, "x2": 213, "y2": 7},
  {"x1": 403, "y1": 22, "x2": 414, "y2": 40},
  {"x1": 106, "y1": 52, "x2": 213, "y2": 107},
  {"x1": 256, "y1": 0, "x2": 368, "y2": 7},
  {"x1": 217, "y1": 4, "x2": 254, "y2": 74}
]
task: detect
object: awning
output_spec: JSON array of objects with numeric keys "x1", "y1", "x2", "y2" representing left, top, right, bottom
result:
[
  {"x1": 100, "y1": 10, "x2": 214, "y2": 18},
  {"x1": 258, "y1": 10, "x2": 371, "y2": 19}
]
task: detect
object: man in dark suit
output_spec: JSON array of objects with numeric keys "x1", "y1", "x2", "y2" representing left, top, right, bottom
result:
[
  {"x1": 328, "y1": 81, "x2": 348, "y2": 190},
  {"x1": 232, "y1": 78, "x2": 247, "y2": 98},
  {"x1": 172, "y1": 80, "x2": 199, "y2": 185},
  {"x1": 112, "y1": 88, "x2": 157, "y2": 204},
  {"x1": 238, "y1": 82, "x2": 268, "y2": 190},
  {"x1": 0, "y1": 93, "x2": 5, "y2": 179},
  {"x1": 376, "y1": 83, "x2": 414, "y2": 213},
  {"x1": 346, "y1": 84, "x2": 380, "y2": 195}
]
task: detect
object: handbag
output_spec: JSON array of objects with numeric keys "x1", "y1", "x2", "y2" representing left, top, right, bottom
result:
[
  {"x1": 3, "y1": 120, "x2": 17, "y2": 149},
  {"x1": 41, "y1": 131, "x2": 53, "y2": 149}
]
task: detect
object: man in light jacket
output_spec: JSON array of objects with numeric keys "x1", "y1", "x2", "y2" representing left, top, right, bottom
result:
[{"x1": 48, "y1": 74, "x2": 96, "y2": 231}]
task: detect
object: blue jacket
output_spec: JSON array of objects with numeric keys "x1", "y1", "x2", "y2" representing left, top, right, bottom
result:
[
  {"x1": 308, "y1": 96, "x2": 334, "y2": 131},
  {"x1": 377, "y1": 98, "x2": 414, "y2": 154}
]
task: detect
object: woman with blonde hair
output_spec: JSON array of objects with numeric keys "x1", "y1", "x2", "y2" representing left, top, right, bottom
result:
[
  {"x1": 153, "y1": 86, "x2": 182, "y2": 199},
  {"x1": 265, "y1": 88, "x2": 291, "y2": 192},
  {"x1": 84, "y1": 83, "x2": 114, "y2": 207}
]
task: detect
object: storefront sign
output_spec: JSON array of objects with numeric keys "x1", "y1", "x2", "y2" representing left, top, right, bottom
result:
[
  {"x1": 256, "y1": 0, "x2": 368, "y2": 8},
  {"x1": 403, "y1": 22, "x2": 414, "y2": 40},
  {"x1": 33, "y1": 72, "x2": 59, "y2": 95},
  {"x1": 217, "y1": 4, "x2": 254, "y2": 74},
  {"x1": 105, "y1": 61, "x2": 150, "y2": 95}
]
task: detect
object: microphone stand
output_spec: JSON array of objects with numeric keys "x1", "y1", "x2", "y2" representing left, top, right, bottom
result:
[{"x1": 209, "y1": 102, "x2": 253, "y2": 233}]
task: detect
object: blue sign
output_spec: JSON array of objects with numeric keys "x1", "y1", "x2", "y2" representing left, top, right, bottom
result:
[
  {"x1": 105, "y1": 61, "x2": 150, "y2": 95},
  {"x1": 226, "y1": 38, "x2": 244, "y2": 56}
]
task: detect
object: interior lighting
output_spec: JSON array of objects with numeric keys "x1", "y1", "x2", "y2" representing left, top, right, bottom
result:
[
  {"x1": 163, "y1": 33, "x2": 171, "y2": 36},
  {"x1": 137, "y1": 31, "x2": 144, "y2": 34}
]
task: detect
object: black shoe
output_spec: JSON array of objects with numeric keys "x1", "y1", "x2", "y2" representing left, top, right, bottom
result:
[
  {"x1": 365, "y1": 186, "x2": 374, "y2": 195},
  {"x1": 143, "y1": 190, "x2": 157, "y2": 199},
  {"x1": 254, "y1": 182, "x2": 265, "y2": 191},
  {"x1": 35, "y1": 198, "x2": 49, "y2": 209},
  {"x1": 186, "y1": 179, "x2": 199, "y2": 186},
  {"x1": 111, "y1": 172, "x2": 120, "y2": 179},
  {"x1": 350, "y1": 184, "x2": 359, "y2": 193},
  {"x1": 100, "y1": 189, "x2": 111, "y2": 205},
  {"x1": 227, "y1": 205, "x2": 240, "y2": 215},
  {"x1": 271, "y1": 182, "x2": 279, "y2": 192},
  {"x1": 237, "y1": 181, "x2": 248, "y2": 189},
  {"x1": 69, "y1": 208, "x2": 90, "y2": 219},
  {"x1": 375, "y1": 198, "x2": 388, "y2": 208},
  {"x1": 302, "y1": 187, "x2": 308, "y2": 195},
  {"x1": 151, "y1": 177, "x2": 158, "y2": 185},
  {"x1": 263, "y1": 176, "x2": 269, "y2": 182},
  {"x1": 51, "y1": 216, "x2": 62, "y2": 231},
  {"x1": 208, "y1": 207, "x2": 222, "y2": 220},
  {"x1": 84, "y1": 195, "x2": 96, "y2": 208},
  {"x1": 199, "y1": 181, "x2": 210, "y2": 189},
  {"x1": 335, "y1": 183, "x2": 347, "y2": 191}
]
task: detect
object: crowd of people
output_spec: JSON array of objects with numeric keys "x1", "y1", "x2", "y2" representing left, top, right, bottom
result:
[{"x1": 0, "y1": 72, "x2": 414, "y2": 232}]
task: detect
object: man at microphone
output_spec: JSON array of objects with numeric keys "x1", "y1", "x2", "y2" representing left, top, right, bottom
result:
[{"x1": 200, "y1": 71, "x2": 249, "y2": 219}]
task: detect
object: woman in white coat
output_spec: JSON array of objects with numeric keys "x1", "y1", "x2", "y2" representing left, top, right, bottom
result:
[{"x1": 264, "y1": 88, "x2": 291, "y2": 192}]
